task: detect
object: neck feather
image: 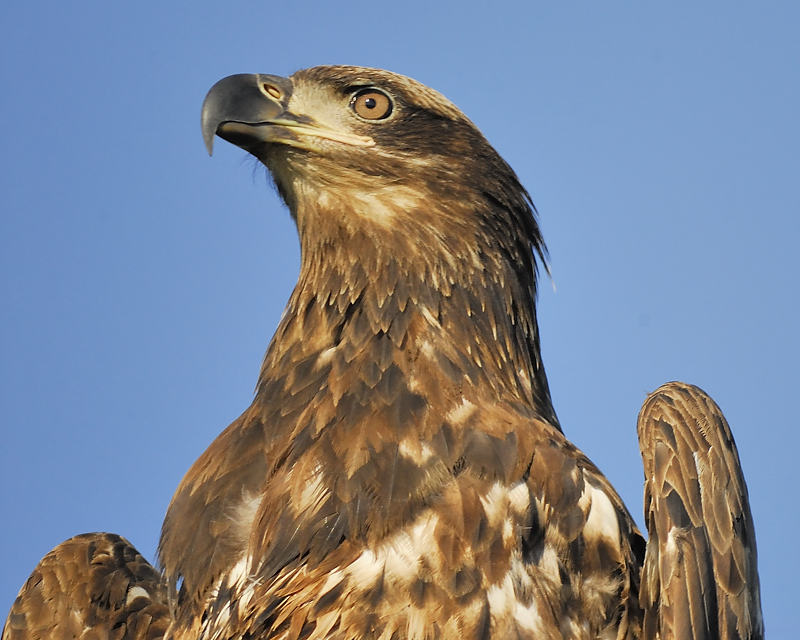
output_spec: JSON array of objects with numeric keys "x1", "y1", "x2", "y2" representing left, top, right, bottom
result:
[{"x1": 256, "y1": 199, "x2": 557, "y2": 428}]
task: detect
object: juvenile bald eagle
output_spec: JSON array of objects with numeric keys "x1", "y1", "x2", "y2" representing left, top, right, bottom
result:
[{"x1": 3, "y1": 67, "x2": 762, "y2": 640}]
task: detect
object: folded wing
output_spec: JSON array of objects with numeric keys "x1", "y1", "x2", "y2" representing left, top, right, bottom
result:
[
  {"x1": 638, "y1": 382, "x2": 763, "y2": 640},
  {"x1": 2, "y1": 533, "x2": 171, "y2": 640}
]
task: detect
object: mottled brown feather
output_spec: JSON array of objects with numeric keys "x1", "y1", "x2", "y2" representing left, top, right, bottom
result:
[
  {"x1": 2, "y1": 533, "x2": 170, "y2": 640},
  {"x1": 638, "y1": 382, "x2": 763, "y2": 640},
  {"x1": 159, "y1": 65, "x2": 647, "y2": 640}
]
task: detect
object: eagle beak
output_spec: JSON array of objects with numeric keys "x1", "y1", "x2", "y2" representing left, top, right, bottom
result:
[
  {"x1": 201, "y1": 73, "x2": 293, "y2": 156},
  {"x1": 202, "y1": 73, "x2": 375, "y2": 156}
]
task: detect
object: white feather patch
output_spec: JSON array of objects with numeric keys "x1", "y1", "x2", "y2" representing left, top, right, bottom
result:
[
  {"x1": 446, "y1": 398, "x2": 477, "y2": 425},
  {"x1": 125, "y1": 586, "x2": 150, "y2": 604},
  {"x1": 583, "y1": 484, "x2": 621, "y2": 544},
  {"x1": 345, "y1": 513, "x2": 440, "y2": 589}
]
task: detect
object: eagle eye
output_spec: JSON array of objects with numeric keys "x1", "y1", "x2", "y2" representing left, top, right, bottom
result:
[{"x1": 350, "y1": 88, "x2": 393, "y2": 121}]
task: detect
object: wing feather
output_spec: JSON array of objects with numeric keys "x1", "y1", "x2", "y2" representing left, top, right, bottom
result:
[
  {"x1": 638, "y1": 381, "x2": 763, "y2": 640},
  {"x1": 2, "y1": 533, "x2": 170, "y2": 640}
]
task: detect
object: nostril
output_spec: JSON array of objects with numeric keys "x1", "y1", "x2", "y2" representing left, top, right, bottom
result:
[{"x1": 262, "y1": 83, "x2": 282, "y2": 100}]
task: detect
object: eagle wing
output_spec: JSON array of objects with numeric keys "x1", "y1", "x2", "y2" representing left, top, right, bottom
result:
[
  {"x1": 2, "y1": 533, "x2": 171, "y2": 640},
  {"x1": 638, "y1": 382, "x2": 763, "y2": 640}
]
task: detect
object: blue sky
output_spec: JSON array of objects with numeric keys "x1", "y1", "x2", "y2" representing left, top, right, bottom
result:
[{"x1": 1, "y1": 2, "x2": 797, "y2": 635}]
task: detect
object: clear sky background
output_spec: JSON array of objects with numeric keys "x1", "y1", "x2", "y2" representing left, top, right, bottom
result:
[{"x1": 1, "y1": 2, "x2": 797, "y2": 636}]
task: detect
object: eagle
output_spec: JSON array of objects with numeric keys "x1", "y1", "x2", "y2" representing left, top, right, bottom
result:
[{"x1": 3, "y1": 66, "x2": 763, "y2": 640}]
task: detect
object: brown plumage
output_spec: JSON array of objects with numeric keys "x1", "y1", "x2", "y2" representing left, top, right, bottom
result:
[
  {"x1": 638, "y1": 382, "x2": 763, "y2": 640},
  {"x1": 3, "y1": 533, "x2": 170, "y2": 640},
  {"x1": 3, "y1": 66, "x2": 762, "y2": 640}
]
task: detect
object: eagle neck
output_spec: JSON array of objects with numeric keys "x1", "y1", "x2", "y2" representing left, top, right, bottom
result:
[{"x1": 255, "y1": 211, "x2": 558, "y2": 428}]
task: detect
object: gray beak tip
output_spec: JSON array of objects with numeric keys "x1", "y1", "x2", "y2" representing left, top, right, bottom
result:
[{"x1": 201, "y1": 74, "x2": 292, "y2": 158}]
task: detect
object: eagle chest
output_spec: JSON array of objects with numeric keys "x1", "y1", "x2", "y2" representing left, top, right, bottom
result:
[{"x1": 213, "y1": 393, "x2": 632, "y2": 640}]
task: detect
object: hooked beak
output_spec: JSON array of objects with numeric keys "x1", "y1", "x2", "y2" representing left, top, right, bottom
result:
[{"x1": 201, "y1": 73, "x2": 374, "y2": 156}]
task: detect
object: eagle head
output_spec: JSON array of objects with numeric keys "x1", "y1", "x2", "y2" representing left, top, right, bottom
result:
[{"x1": 201, "y1": 66, "x2": 546, "y2": 277}]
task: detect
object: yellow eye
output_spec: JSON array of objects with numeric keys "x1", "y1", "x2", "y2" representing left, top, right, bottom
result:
[{"x1": 350, "y1": 88, "x2": 393, "y2": 120}]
